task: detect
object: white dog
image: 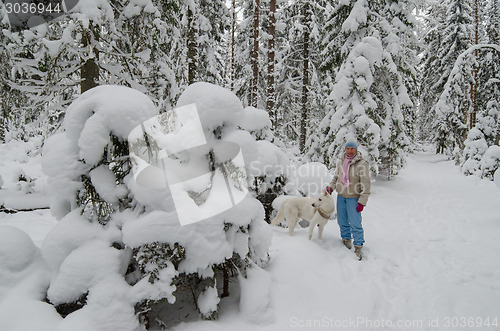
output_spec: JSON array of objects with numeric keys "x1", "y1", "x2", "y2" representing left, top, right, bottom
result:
[{"x1": 270, "y1": 190, "x2": 335, "y2": 240}]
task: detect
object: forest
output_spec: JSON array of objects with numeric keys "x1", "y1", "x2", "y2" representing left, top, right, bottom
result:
[
  {"x1": 0, "y1": 0, "x2": 499, "y2": 330},
  {"x1": 0, "y1": 0, "x2": 498, "y2": 179}
]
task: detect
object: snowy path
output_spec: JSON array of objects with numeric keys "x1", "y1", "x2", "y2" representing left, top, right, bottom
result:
[{"x1": 174, "y1": 151, "x2": 500, "y2": 331}]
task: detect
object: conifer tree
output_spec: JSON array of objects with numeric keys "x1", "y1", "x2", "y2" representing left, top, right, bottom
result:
[
  {"x1": 419, "y1": 2, "x2": 447, "y2": 141},
  {"x1": 275, "y1": 0, "x2": 326, "y2": 149},
  {"x1": 432, "y1": 0, "x2": 473, "y2": 155},
  {"x1": 307, "y1": 0, "x2": 417, "y2": 177}
]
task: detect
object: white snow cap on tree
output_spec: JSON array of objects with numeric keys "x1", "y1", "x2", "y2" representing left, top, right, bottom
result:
[
  {"x1": 42, "y1": 85, "x2": 158, "y2": 219},
  {"x1": 319, "y1": 36, "x2": 383, "y2": 168}
]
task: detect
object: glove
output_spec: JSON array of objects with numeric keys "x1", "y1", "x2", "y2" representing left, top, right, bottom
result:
[
  {"x1": 356, "y1": 203, "x2": 364, "y2": 213},
  {"x1": 326, "y1": 186, "x2": 333, "y2": 194}
]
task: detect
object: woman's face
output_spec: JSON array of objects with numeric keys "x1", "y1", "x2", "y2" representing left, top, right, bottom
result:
[{"x1": 345, "y1": 147, "x2": 357, "y2": 158}]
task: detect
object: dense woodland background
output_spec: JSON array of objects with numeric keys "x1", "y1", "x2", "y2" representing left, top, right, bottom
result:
[
  {"x1": 0, "y1": 1, "x2": 499, "y2": 329},
  {"x1": 0, "y1": 0, "x2": 499, "y2": 177}
]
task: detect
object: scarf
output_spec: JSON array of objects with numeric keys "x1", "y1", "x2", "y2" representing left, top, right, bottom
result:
[{"x1": 341, "y1": 154, "x2": 355, "y2": 188}]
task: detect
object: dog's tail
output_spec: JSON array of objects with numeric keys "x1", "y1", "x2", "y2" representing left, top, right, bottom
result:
[{"x1": 270, "y1": 202, "x2": 285, "y2": 226}]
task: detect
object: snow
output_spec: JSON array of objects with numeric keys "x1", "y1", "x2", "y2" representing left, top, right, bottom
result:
[
  {"x1": 41, "y1": 209, "x2": 120, "y2": 273},
  {"x1": 90, "y1": 165, "x2": 127, "y2": 205},
  {"x1": 342, "y1": 0, "x2": 368, "y2": 33},
  {"x1": 0, "y1": 225, "x2": 38, "y2": 275},
  {"x1": 47, "y1": 240, "x2": 126, "y2": 305},
  {"x1": 121, "y1": 198, "x2": 264, "y2": 275},
  {"x1": 197, "y1": 284, "x2": 220, "y2": 318},
  {"x1": 42, "y1": 85, "x2": 157, "y2": 220},
  {"x1": 238, "y1": 106, "x2": 272, "y2": 132},
  {"x1": 63, "y1": 85, "x2": 158, "y2": 164},
  {"x1": 239, "y1": 263, "x2": 273, "y2": 324},
  {"x1": 176, "y1": 82, "x2": 244, "y2": 136},
  {"x1": 495, "y1": 168, "x2": 500, "y2": 188},
  {"x1": 0, "y1": 226, "x2": 61, "y2": 331},
  {"x1": 2, "y1": 148, "x2": 500, "y2": 330},
  {"x1": 294, "y1": 162, "x2": 331, "y2": 196}
]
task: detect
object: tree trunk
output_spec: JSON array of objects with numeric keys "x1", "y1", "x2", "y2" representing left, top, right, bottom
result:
[
  {"x1": 471, "y1": 0, "x2": 478, "y2": 129},
  {"x1": 187, "y1": 7, "x2": 197, "y2": 85},
  {"x1": 266, "y1": 0, "x2": 276, "y2": 129},
  {"x1": 299, "y1": 4, "x2": 310, "y2": 152},
  {"x1": 222, "y1": 265, "x2": 229, "y2": 298},
  {"x1": 80, "y1": 21, "x2": 99, "y2": 94},
  {"x1": 251, "y1": 0, "x2": 260, "y2": 107},
  {"x1": 231, "y1": 0, "x2": 236, "y2": 91}
]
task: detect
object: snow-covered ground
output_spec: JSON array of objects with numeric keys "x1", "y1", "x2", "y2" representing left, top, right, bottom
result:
[{"x1": 1, "y1": 147, "x2": 500, "y2": 330}]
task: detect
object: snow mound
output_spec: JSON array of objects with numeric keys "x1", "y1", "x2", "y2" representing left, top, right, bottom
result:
[
  {"x1": 197, "y1": 284, "x2": 220, "y2": 318},
  {"x1": 239, "y1": 264, "x2": 273, "y2": 324},
  {"x1": 176, "y1": 82, "x2": 244, "y2": 136},
  {"x1": 47, "y1": 240, "x2": 126, "y2": 305},
  {"x1": 238, "y1": 106, "x2": 272, "y2": 132},
  {"x1": 495, "y1": 168, "x2": 500, "y2": 188},
  {"x1": 41, "y1": 210, "x2": 121, "y2": 274},
  {"x1": 0, "y1": 225, "x2": 38, "y2": 274},
  {"x1": 59, "y1": 276, "x2": 140, "y2": 331},
  {"x1": 0, "y1": 227, "x2": 59, "y2": 331}
]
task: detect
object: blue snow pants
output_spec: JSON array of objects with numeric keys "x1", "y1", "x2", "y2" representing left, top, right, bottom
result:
[{"x1": 337, "y1": 195, "x2": 365, "y2": 246}]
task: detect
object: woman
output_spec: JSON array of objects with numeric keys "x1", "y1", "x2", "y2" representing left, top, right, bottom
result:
[{"x1": 326, "y1": 141, "x2": 371, "y2": 260}]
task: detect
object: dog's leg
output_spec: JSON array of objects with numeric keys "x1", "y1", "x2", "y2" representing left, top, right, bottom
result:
[
  {"x1": 308, "y1": 220, "x2": 317, "y2": 240},
  {"x1": 289, "y1": 217, "x2": 298, "y2": 235},
  {"x1": 318, "y1": 223, "x2": 325, "y2": 240},
  {"x1": 270, "y1": 202, "x2": 286, "y2": 225}
]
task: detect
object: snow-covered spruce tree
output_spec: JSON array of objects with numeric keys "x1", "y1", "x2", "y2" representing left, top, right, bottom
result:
[
  {"x1": 431, "y1": 0, "x2": 473, "y2": 156},
  {"x1": 477, "y1": 0, "x2": 500, "y2": 146},
  {"x1": 0, "y1": 9, "x2": 26, "y2": 142},
  {"x1": 274, "y1": 0, "x2": 327, "y2": 150},
  {"x1": 431, "y1": 45, "x2": 496, "y2": 163},
  {"x1": 418, "y1": 1, "x2": 447, "y2": 142},
  {"x1": 307, "y1": 0, "x2": 416, "y2": 177},
  {"x1": 41, "y1": 86, "x2": 158, "y2": 329},
  {"x1": 4, "y1": 0, "x2": 125, "y2": 138},
  {"x1": 231, "y1": 0, "x2": 266, "y2": 107},
  {"x1": 4, "y1": 0, "x2": 190, "y2": 137},
  {"x1": 124, "y1": 82, "x2": 273, "y2": 326},
  {"x1": 174, "y1": 0, "x2": 229, "y2": 88},
  {"x1": 238, "y1": 106, "x2": 292, "y2": 221},
  {"x1": 479, "y1": 145, "x2": 500, "y2": 180},
  {"x1": 42, "y1": 84, "x2": 273, "y2": 329},
  {"x1": 193, "y1": 0, "x2": 230, "y2": 85},
  {"x1": 432, "y1": 59, "x2": 472, "y2": 159},
  {"x1": 308, "y1": 36, "x2": 383, "y2": 171},
  {"x1": 105, "y1": 0, "x2": 183, "y2": 109},
  {"x1": 461, "y1": 54, "x2": 499, "y2": 176},
  {"x1": 370, "y1": 0, "x2": 418, "y2": 177},
  {"x1": 3, "y1": 19, "x2": 77, "y2": 139},
  {"x1": 461, "y1": 127, "x2": 488, "y2": 175}
]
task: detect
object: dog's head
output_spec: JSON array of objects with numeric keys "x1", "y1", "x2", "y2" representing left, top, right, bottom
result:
[{"x1": 311, "y1": 190, "x2": 335, "y2": 213}]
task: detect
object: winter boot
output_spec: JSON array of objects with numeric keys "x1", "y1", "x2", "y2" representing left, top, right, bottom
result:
[
  {"x1": 342, "y1": 239, "x2": 352, "y2": 250},
  {"x1": 354, "y1": 245, "x2": 363, "y2": 261}
]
